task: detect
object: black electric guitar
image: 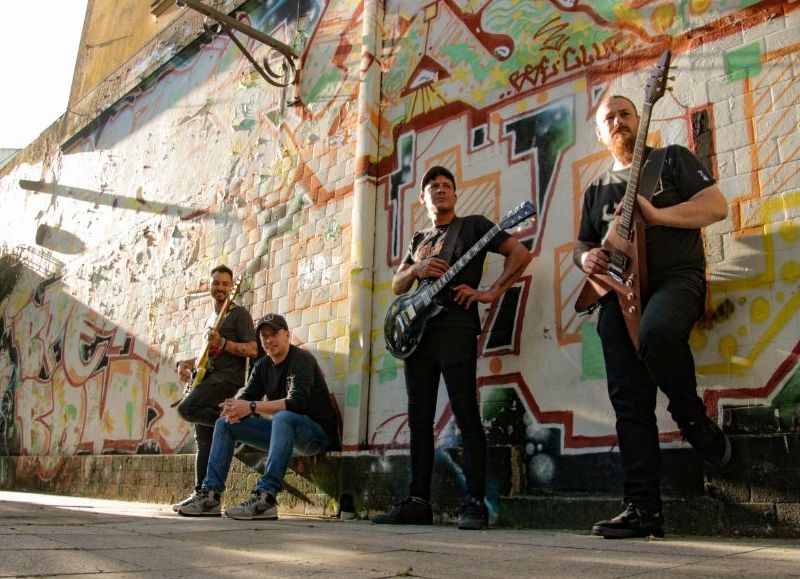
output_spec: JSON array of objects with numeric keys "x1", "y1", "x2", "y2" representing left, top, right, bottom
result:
[
  {"x1": 384, "y1": 201, "x2": 535, "y2": 359},
  {"x1": 574, "y1": 49, "x2": 672, "y2": 349}
]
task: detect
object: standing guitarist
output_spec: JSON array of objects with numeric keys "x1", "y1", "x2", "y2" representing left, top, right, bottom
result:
[
  {"x1": 172, "y1": 265, "x2": 258, "y2": 511},
  {"x1": 371, "y1": 166, "x2": 531, "y2": 530},
  {"x1": 574, "y1": 95, "x2": 729, "y2": 539}
]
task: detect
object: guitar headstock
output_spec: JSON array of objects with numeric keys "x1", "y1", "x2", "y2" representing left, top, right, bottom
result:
[
  {"x1": 498, "y1": 201, "x2": 536, "y2": 230},
  {"x1": 228, "y1": 274, "x2": 245, "y2": 301},
  {"x1": 644, "y1": 49, "x2": 672, "y2": 106}
]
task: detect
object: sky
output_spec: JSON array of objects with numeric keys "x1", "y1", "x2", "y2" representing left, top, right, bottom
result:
[{"x1": 0, "y1": 1, "x2": 89, "y2": 149}]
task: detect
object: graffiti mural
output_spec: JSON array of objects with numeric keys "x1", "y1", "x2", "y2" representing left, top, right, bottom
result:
[
  {"x1": 0, "y1": 0, "x2": 365, "y2": 458},
  {"x1": 0, "y1": 271, "x2": 188, "y2": 456},
  {"x1": 368, "y1": 0, "x2": 800, "y2": 493},
  {"x1": 1, "y1": 0, "x2": 799, "y2": 508}
]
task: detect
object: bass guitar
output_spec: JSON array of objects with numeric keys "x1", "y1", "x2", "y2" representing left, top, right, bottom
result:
[
  {"x1": 171, "y1": 274, "x2": 244, "y2": 407},
  {"x1": 384, "y1": 201, "x2": 535, "y2": 359},
  {"x1": 574, "y1": 49, "x2": 672, "y2": 349}
]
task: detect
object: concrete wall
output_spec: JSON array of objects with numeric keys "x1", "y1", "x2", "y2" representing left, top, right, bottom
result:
[{"x1": 1, "y1": 0, "x2": 799, "y2": 531}]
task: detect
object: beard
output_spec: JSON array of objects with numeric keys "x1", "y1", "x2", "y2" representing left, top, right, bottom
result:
[{"x1": 608, "y1": 130, "x2": 635, "y2": 165}]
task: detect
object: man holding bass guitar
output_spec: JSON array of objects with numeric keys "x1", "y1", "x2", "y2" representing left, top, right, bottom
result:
[
  {"x1": 372, "y1": 166, "x2": 531, "y2": 530},
  {"x1": 172, "y1": 265, "x2": 258, "y2": 511},
  {"x1": 574, "y1": 94, "x2": 729, "y2": 539}
]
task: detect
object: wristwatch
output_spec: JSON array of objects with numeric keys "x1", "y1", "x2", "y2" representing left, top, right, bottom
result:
[{"x1": 249, "y1": 401, "x2": 258, "y2": 416}]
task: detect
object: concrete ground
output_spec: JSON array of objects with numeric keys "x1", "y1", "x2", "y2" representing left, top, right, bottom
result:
[{"x1": 1, "y1": 491, "x2": 799, "y2": 578}]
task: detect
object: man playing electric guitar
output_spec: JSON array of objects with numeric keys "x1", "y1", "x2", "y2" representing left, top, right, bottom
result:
[
  {"x1": 172, "y1": 264, "x2": 258, "y2": 512},
  {"x1": 574, "y1": 95, "x2": 729, "y2": 539},
  {"x1": 371, "y1": 165, "x2": 531, "y2": 530}
]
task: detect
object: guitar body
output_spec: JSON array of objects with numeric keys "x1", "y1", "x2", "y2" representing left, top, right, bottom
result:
[
  {"x1": 383, "y1": 201, "x2": 536, "y2": 360},
  {"x1": 575, "y1": 217, "x2": 648, "y2": 349},
  {"x1": 384, "y1": 280, "x2": 443, "y2": 359}
]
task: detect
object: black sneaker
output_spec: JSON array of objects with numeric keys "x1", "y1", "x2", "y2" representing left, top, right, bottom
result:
[
  {"x1": 592, "y1": 504, "x2": 664, "y2": 539},
  {"x1": 370, "y1": 497, "x2": 433, "y2": 525},
  {"x1": 457, "y1": 497, "x2": 488, "y2": 530},
  {"x1": 680, "y1": 416, "x2": 731, "y2": 468}
]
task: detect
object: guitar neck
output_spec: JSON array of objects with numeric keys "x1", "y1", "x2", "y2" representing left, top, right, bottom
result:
[
  {"x1": 617, "y1": 101, "x2": 654, "y2": 239},
  {"x1": 424, "y1": 224, "x2": 501, "y2": 299}
]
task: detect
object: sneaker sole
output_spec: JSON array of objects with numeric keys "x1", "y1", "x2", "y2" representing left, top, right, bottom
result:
[
  {"x1": 224, "y1": 511, "x2": 278, "y2": 520},
  {"x1": 592, "y1": 525, "x2": 664, "y2": 539},
  {"x1": 705, "y1": 435, "x2": 732, "y2": 469},
  {"x1": 177, "y1": 510, "x2": 222, "y2": 517},
  {"x1": 457, "y1": 522, "x2": 488, "y2": 530}
]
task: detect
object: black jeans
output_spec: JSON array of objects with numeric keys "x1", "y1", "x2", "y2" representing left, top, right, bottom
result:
[
  {"x1": 404, "y1": 325, "x2": 486, "y2": 502},
  {"x1": 597, "y1": 272, "x2": 708, "y2": 512},
  {"x1": 177, "y1": 376, "x2": 241, "y2": 491}
]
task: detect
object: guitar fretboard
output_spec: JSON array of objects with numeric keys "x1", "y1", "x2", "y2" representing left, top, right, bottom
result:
[{"x1": 616, "y1": 101, "x2": 654, "y2": 240}]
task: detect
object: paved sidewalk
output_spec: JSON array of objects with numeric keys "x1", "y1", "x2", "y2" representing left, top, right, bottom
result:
[{"x1": 1, "y1": 491, "x2": 798, "y2": 578}]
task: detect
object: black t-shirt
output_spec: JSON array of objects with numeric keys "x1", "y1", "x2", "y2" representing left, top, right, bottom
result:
[
  {"x1": 577, "y1": 145, "x2": 714, "y2": 285},
  {"x1": 203, "y1": 304, "x2": 256, "y2": 385},
  {"x1": 402, "y1": 214, "x2": 510, "y2": 330},
  {"x1": 239, "y1": 345, "x2": 341, "y2": 450}
]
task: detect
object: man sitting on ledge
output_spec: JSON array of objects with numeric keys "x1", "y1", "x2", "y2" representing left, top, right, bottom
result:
[{"x1": 176, "y1": 313, "x2": 341, "y2": 519}]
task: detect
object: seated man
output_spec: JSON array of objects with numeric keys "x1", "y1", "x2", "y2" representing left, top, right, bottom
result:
[{"x1": 176, "y1": 313, "x2": 341, "y2": 519}]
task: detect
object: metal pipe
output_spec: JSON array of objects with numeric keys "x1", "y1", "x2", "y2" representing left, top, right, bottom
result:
[{"x1": 176, "y1": 0, "x2": 298, "y2": 59}]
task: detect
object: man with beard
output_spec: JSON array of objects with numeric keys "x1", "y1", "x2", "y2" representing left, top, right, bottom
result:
[
  {"x1": 574, "y1": 95, "x2": 730, "y2": 539},
  {"x1": 172, "y1": 265, "x2": 258, "y2": 512}
]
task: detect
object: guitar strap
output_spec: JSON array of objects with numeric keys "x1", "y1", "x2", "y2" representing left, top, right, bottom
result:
[
  {"x1": 437, "y1": 216, "x2": 464, "y2": 265},
  {"x1": 637, "y1": 147, "x2": 667, "y2": 202}
]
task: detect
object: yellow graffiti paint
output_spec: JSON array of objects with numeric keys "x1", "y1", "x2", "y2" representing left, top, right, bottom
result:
[
  {"x1": 718, "y1": 335, "x2": 738, "y2": 360},
  {"x1": 651, "y1": 4, "x2": 676, "y2": 33},
  {"x1": 612, "y1": 4, "x2": 644, "y2": 26},
  {"x1": 750, "y1": 296, "x2": 771, "y2": 324},
  {"x1": 689, "y1": 328, "x2": 708, "y2": 351},
  {"x1": 780, "y1": 260, "x2": 800, "y2": 282},
  {"x1": 737, "y1": 325, "x2": 748, "y2": 337},
  {"x1": 689, "y1": 0, "x2": 712, "y2": 16},
  {"x1": 779, "y1": 221, "x2": 798, "y2": 243}
]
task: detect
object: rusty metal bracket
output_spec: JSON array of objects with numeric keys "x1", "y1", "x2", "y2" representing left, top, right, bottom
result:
[{"x1": 176, "y1": 0, "x2": 297, "y2": 87}]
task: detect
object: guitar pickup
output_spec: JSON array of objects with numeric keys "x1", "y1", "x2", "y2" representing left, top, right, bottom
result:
[{"x1": 608, "y1": 263, "x2": 625, "y2": 285}]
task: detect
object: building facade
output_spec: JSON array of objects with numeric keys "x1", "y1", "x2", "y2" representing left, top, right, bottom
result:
[{"x1": 1, "y1": 0, "x2": 799, "y2": 534}]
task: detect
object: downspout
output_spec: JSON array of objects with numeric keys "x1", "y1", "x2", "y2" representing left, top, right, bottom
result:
[{"x1": 341, "y1": 0, "x2": 382, "y2": 449}]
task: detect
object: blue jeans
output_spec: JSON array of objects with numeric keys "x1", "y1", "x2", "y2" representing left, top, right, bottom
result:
[{"x1": 203, "y1": 411, "x2": 331, "y2": 496}]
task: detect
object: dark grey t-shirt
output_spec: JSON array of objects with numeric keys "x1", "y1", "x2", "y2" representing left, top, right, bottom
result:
[
  {"x1": 577, "y1": 145, "x2": 715, "y2": 286},
  {"x1": 402, "y1": 214, "x2": 510, "y2": 330},
  {"x1": 203, "y1": 304, "x2": 256, "y2": 385}
]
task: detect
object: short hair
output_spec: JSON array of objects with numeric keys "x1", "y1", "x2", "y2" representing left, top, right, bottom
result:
[
  {"x1": 597, "y1": 95, "x2": 639, "y2": 117},
  {"x1": 210, "y1": 264, "x2": 234, "y2": 279},
  {"x1": 420, "y1": 165, "x2": 456, "y2": 192}
]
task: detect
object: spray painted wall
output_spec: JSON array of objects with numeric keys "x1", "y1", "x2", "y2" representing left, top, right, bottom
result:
[
  {"x1": 1, "y1": 0, "x2": 799, "y2": 502},
  {"x1": 367, "y1": 0, "x2": 800, "y2": 491},
  {"x1": 0, "y1": 0, "x2": 364, "y2": 457}
]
